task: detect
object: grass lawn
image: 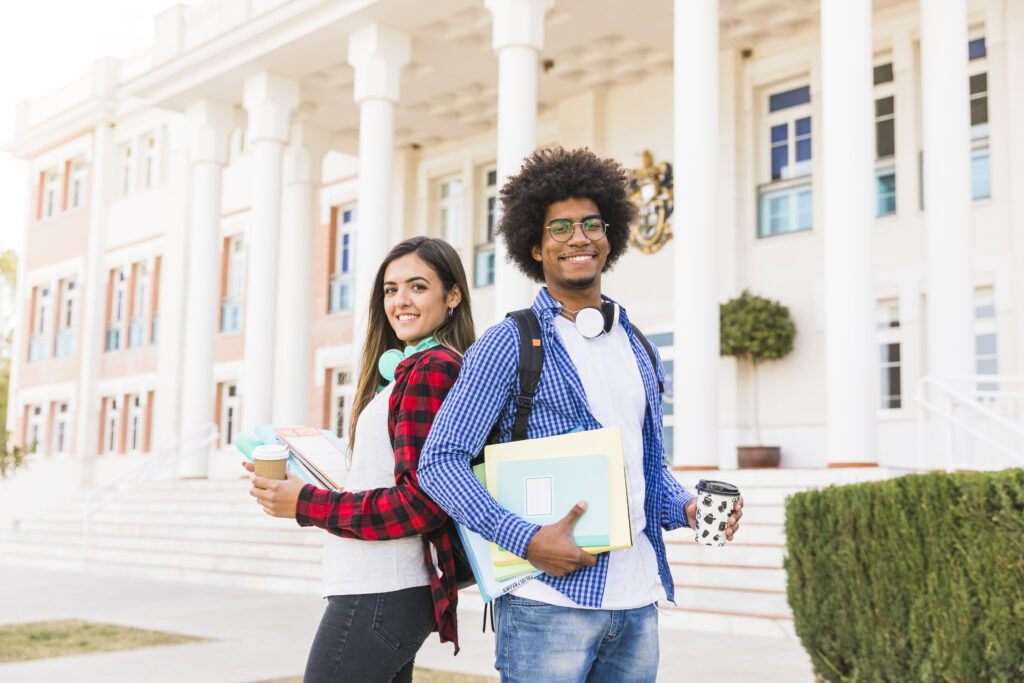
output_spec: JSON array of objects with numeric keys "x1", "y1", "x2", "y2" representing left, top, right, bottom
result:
[{"x1": 0, "y1": 619, "x2": 206, "y2": 663}]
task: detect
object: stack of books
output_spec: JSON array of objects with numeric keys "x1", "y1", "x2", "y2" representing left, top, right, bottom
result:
[
  {"x1": 459, "y1": 427, "x2": 633, "y2": 602},
  {"x1": 234, "y1": 425, "x2": 350, "y2": 491}
]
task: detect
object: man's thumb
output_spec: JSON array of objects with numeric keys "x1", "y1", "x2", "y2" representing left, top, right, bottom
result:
[{"x1": 560, "y1": 500, "x2": 588, "y2": 529}]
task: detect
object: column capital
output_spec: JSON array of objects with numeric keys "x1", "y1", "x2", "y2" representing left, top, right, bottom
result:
[
  {"x1": 284, "y1": 121, "x2": 330, "y2": 186},
  {"x1": 347, "y1": 24, "x2": 411, "y2": 104},
  {"x1": 185, "y1": 98, "x2": 234, "y2": 165},
  {"x1": 484, "y1": 0, "x2": 554, "y2": 52},
  {"x1": 243, "y1": 72, "x2": 300, "y2": 144}
]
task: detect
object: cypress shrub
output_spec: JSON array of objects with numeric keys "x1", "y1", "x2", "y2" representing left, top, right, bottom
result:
[{"x1": 784, "y1": 469, "x2": 1024, "y2": 681}]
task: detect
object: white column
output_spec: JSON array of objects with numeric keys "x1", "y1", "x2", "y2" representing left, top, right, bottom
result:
[
  {"x1": 347, "y1": 24, "x2": 410, "y2": 364},
  {"x1": 179, "y1": 99, "x2": 233, "y2": 477},
  {"x1": 74, "y1": 122, "x2": 114, "y2": 478},
  {"x1": 241, "y1": 73, "x2": 299, "y2": 432},
  {"x1": 273, "y1": 122, "x2": 328, "y2": 425},
  {"x1": 672, "y1": 0, "x2": 719, "y2": 467},
  {"x1": 821, "y1": 0, "x2": 877, "y2": 465},
  {"x1": 485, "y1": 0, "x2": 553, "y2": 321},
  {"x1": 921, "y1": 0, "x2": 973, "y2": 379}
]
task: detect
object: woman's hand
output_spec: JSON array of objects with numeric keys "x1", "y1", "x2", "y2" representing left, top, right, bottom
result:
[{"x1": 246, "y1": 462, "x2": 305, "y2": 518}]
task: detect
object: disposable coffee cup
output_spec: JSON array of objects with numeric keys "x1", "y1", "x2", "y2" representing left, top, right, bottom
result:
[
  {"x1": 253, "y1": 445, "x2": 288, "y2": 481},
  {"x1": 694, "y1": 479, "x2": 740, "y2": 547}
]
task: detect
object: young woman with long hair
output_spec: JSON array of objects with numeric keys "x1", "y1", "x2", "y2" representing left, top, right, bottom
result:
[{"x1": 245, "y1": 236, "x2": 475, "y2": 682}]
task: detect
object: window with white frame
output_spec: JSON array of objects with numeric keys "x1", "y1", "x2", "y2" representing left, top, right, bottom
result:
[
  {"x1": 877, "y1": 300, "x2": 902, "y2": 410},
  {"x1": 69, "y1": 160, "x2": 87, "y2": 210},
  {"x1": 329, "y1": 208, "x2": 356, "y2": 313},
  {"x1": 221, "y1": 382, "x2": 239, "y2": 448},
  {"x1": 126, "y1": 394, "x2": 144, "y2": 454},
  {"x1": 107, "y1": 268, "x2": 126, "y2": 351},
  {"x1": 438, "y1": 177, "x2": 464, "y2": 249},
  {"x1": 119, "y1": 143, "x2": 134, "y2": 196},
  {"x1": 128, "y1": 263, "x2": 149, "y2": 348},
  {"x1": 874, "y1": 62, "x2": 896, "y2": 217},
  {"x1": 974, "y1": 288, "x2": 997, "y2": 394},
  {"x1": 141, "y1": 133, "x2": 157, "y2": 189},
  {"x1": 104, "y1": 396, "x2": 120, "y2": 454},
  {"x1": 55, "y1": 278, "x2": 78, "y2": 359},
  {"x1": 222, "y1": 236, "x2": 245, "y2": 332},
  {"x1": 475, "y1": 167, "x2": 497, "y2": 288},
  {"x1": 969, "y1": 37, "x2": 990, "y2": 200},
  {"x1": 329, "y1": 368, "x2": 354, "y2": 441},
  {"x1": 42, "y1": 170, "x2": 61, "y2": 219},
  {"x1": 52, "y1": 403, "x2": 71, "y2": 455},
  {"x1": 27, "y1": 405, "x2": 44, "y2": 453},
  {"x1": 758, "y1": 83, "x2": 812, "y2": 238},
  {"x1": 29, "y1": 286, "x2": 50, "y2": 362}
]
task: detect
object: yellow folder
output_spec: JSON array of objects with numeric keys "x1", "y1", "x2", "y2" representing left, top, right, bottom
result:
[{"x1": 484, "y1": 427, "x2": 633, "y2": 567}]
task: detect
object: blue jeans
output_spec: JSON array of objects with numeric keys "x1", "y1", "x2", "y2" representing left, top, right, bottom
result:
[
  {"x1": 303, "y1": 586, "x2": 435, "y2": 683},
  {"x1": 493, "y1": 595, "x2": 659, "y2": 683}
]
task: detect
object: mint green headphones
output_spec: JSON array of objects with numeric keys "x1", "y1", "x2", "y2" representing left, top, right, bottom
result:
[{"x1": 377, "y1": 336, "x2": 440, "y2": 383}]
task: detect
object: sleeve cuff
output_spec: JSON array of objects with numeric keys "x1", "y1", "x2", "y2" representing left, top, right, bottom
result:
[
  {"x1": 294, "y1": 484, "x2": 323, "y2": 528},
  {"x1": 665, "y1": 489, "x2": 695, "y2": 531},
  {"x1": 493, "y1": 512, "x2": 542, "y2": 559}
]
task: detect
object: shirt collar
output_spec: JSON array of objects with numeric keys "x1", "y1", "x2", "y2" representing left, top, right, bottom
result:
[{"x1": 531, "y1": 287, "x2": 630, "y2": 329}]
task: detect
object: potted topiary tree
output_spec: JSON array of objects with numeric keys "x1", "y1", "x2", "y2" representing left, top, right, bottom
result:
[{"x1": 720, "y1": 289, "x2": 796, "y2": 468}]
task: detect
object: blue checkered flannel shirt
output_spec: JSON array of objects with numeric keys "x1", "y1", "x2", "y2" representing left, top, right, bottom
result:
[{"x1": 419, "y1": 287, "x2": 694, "y2": 608}]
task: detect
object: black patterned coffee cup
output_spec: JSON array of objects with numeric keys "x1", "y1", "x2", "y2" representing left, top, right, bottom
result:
[{"x1": 694, "y1": 480, "x2": 740, "y2": 547}]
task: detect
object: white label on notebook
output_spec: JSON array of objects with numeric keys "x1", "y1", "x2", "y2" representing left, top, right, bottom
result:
[{"x1": 524, "y1": 476, "x2": 553, "y2": 517}]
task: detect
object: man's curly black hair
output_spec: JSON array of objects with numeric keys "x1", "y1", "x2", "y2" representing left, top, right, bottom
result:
[{"x1": 495, "y1": 147, "x2": 638, "y2": 283}]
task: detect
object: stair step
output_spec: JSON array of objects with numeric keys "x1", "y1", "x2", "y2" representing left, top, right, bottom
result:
[
  {"x1": 670, "y1": 564, "x2": 786, "y2": 591},
  {"x1": 659, "y1": 605, "x2": 795, "y2": 638},
  {"x1": 1, "y1": 531, "x2": 324, "y2": 561},
  {"x1": 0, "y1": 552, "x2": 321, "y2": 594},
  {"x1": 671, "y1": 585, "x2": 791, "y2": 618},
  {"x1": 15, "y1": 518, "x2": 322, "y2": 545}
]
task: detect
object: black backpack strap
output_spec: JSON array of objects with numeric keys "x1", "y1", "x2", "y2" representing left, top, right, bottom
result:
[
  {"x1": 632, "y1": 327, "x2": 664, "y2": 395},
  {"x1": 506, "y1": 309, "x2": 544, "y2": 442}
]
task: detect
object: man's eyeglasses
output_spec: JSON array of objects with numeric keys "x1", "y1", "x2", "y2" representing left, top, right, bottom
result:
[{"x1": 544, "y1": 217, "x2": 608, "y2": 242}]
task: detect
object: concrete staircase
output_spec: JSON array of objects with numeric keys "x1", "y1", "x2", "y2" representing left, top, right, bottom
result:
[
  {"x1": 0, "y1": 466, "x2": 900, "y2": 638},
  {"x1": 660, "y1": 466, "x2": 897, "y2": 637}
]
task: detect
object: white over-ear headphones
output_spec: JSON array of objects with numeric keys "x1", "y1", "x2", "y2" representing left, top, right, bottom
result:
[{"x1": 563, "y1": 302, "x2": 619, "y2": 338}]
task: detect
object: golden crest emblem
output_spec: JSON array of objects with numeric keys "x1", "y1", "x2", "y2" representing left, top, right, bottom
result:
[{"x1": 628, "y1": 150, "x2": 674, "y2": 254}]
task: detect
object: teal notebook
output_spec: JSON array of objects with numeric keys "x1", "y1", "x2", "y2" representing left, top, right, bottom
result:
[{"x1": 495, "y1": 453, "x2": 610, "y2": 547}]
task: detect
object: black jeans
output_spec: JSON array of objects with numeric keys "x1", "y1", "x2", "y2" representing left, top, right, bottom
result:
[{"x1": 303, "y1": 586, "x2": 435, "y2": 683}]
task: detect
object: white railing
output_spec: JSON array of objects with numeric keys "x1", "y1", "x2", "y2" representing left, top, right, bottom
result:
[
  {"x1": 915, "y1": 375, "x2": 1024, "y2": 472},
  {"x1": 82, "y1": 422, "x2": 219, "y2": 554}
]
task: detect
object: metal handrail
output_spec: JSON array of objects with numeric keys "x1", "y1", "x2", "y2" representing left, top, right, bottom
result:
[
  {"x1": 915, "y1": 376, "x2": 1024, "y2": 472},
  {"x1": 82, "y1": 421, "x2": 219, "y2": 554}
]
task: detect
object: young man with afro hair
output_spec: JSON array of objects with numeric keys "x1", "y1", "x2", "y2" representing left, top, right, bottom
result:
[{"x1": 420, "y1": 147, "x2": 742, "y2": 682}]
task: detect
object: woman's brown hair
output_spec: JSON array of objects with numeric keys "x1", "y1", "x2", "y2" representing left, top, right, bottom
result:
[{"x1": 347, "y1": 236, "x2": 475, "y2": 452}]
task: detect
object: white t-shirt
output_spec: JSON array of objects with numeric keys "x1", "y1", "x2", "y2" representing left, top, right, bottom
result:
[
  {"x1": 321, "y1": 384, "x2": 432, "y2": 597},
  {"x1": 512, "y1": 314, "x2": 664, "y2": 609}
]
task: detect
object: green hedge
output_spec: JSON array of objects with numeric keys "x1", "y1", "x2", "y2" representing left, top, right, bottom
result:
[{"x1": 784, "y1": 469, "x2": 1024, "y2": 682}]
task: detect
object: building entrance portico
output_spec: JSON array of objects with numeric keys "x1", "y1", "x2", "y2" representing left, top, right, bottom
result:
[{"x1": 6, "y1": 0, "x2": 1017, "y2": 477}]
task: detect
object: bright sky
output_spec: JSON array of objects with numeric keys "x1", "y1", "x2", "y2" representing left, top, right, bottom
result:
[{"x1": 0, "y1": 0, "x2": 201, "y2": 254}]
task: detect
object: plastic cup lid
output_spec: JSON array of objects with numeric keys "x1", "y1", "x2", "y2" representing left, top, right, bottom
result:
[
  {"x1": 253, "y1": 444, "x2": 288, "y2": 460},
  {"x1": 696, "y1": 479, "x2": 740, "y2": 496}
]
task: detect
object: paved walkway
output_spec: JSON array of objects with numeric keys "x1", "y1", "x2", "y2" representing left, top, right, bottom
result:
[{"x1": 0, "y1": 565, "x2": 814, "y2": 682}]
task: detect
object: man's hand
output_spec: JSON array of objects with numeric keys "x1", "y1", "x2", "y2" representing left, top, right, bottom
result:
[
  {"x1": 245, "y1": 459, "x2": 305, "y2": 518},
  {"x1": 686, "y1": 495, "x2": 744, "y2": 541},
  {"x1": 524, "y1": 500, "x2": 598, "y2": 577}
]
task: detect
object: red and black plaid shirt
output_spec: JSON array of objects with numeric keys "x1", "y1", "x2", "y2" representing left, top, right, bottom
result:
[{"x1": 295, "y1": 346, "x2": 463, "y2": 651}]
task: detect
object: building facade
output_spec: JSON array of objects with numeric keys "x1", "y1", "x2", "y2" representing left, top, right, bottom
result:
[{"x1": 6, "y1": 0, "x2": 1023, "y2": 479}]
